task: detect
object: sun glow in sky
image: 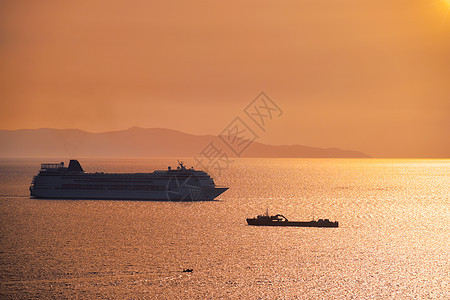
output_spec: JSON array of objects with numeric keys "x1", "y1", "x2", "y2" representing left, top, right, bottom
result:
[
  {"x1": 442, "y1": 0, "x2": 450, "y2": 18},
  {"x1": 440, "y1": 0, "x2": 450, "y2": 14},
  {"x1": 0, "y1": 1, "x2": 449, "y2": 158},
  {"x1": 437, "y1": 0, "x2": 450, "y2": 14}
]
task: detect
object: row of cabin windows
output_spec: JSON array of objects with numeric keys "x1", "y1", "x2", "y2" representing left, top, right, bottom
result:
[
  {"x1": 61, "y1": 184, "x2": 166, "y2": 191},
  {"x1": 60, "y1": 175, "x2": 205, "y2": 180}
]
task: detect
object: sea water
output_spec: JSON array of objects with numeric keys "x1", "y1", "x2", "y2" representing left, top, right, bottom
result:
[{"x1": 0, "y1": 158, "x2": 448, "y2": 298}]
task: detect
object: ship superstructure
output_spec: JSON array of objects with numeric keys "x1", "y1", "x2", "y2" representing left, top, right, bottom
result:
[{"x1": 30, "y1": 160, "x2": 228, "y2": 201}]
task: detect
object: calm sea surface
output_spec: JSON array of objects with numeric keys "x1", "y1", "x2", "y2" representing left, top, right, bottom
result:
[{"x1": 0, "y1": 158, "x2": 448, "y2": 299}]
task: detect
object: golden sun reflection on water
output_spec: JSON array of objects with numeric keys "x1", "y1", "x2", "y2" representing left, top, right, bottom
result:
[{"x1": 0, "y1": 158, "x2": 448, "y2": 298}]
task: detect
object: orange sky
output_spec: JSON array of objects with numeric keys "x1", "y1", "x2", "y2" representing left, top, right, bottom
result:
[{"x1": 1, "y1": 0, "x2": 449, "y2": 157}]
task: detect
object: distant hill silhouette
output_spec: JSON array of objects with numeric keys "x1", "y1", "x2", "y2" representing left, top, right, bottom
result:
[{"x1": 0, "y1": 127, "x2": 370, "y2": 158}]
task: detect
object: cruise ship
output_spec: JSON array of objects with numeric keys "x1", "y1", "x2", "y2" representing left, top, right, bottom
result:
[{"x1": 30, "y1": 160, "x2": 228, "y2": 201}]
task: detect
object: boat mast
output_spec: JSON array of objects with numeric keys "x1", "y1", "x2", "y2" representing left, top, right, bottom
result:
[{"x1": 312, "y1": 203, "x2": 315, "y2": 221}]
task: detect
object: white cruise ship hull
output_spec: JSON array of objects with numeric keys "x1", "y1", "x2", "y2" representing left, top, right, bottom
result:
[
  {"x1": 29, "y1": 160, "x2": 228, "y2": 201},
  {"x1": 30, "y1": 187, "x2": 228, "y2": 201}
]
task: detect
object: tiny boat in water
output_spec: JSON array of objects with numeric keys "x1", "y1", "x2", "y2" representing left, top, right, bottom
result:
[{"x1": 246, "y1": 212, "x2": 338, "y2": 228}]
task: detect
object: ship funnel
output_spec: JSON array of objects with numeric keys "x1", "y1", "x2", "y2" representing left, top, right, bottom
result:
[{"x1": 68, "y1": 160, "x2": 84, "y2": 172}]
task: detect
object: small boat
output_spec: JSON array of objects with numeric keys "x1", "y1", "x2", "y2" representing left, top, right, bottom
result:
[
  {"x1": 182, "y1": 268, "x2": 193, "y2": 273},
  {"x1": 246, "y1": 212, "x2": 338, "y2": 228}
]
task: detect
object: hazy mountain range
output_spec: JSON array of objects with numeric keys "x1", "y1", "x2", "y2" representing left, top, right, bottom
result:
[{"x1": 0, "y1": 127, "x2": 370, "y2": 158}]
